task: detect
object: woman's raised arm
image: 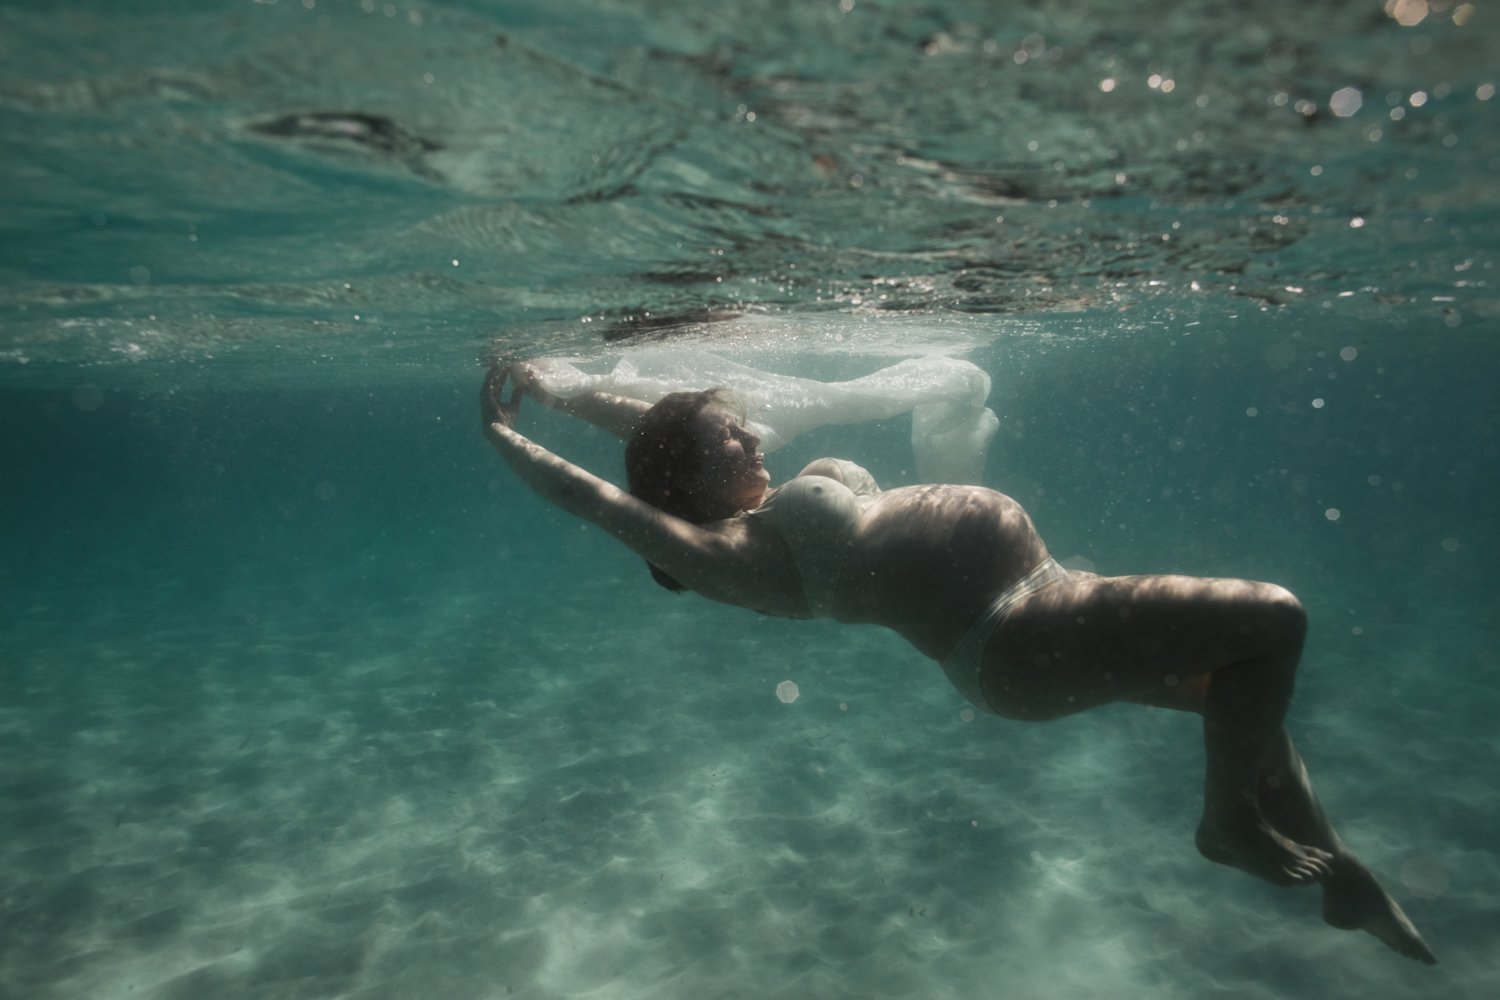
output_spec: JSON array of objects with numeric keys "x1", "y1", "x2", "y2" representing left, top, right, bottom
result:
[
  {"x1": 482, "y1": 365, "x2": 661, "y2": 528},
  {"x1": 511, "y1": 361, "x2": 650, "y2": 440},
  {"x1": 481, "y1": 365, "x2": 780, "y2": 607}
]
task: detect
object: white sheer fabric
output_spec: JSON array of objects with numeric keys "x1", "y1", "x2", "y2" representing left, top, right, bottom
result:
[{"x1": 530, "y1": 349, "x2": 999, "y2": 484}]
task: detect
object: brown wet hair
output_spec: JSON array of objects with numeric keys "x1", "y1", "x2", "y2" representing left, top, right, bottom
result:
[{"x1": 625, "y1": 388, "x2": 738, "y2": 592}]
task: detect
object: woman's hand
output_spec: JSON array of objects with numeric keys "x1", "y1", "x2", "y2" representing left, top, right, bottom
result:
[
  {"x1": 508, "y1": 360, "x2": 541, "y2": 395},
  {"x1": 481, "y1": 362, "x2": 523, "y2": 434}
]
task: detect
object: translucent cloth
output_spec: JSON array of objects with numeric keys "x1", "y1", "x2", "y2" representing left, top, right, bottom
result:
[{"x1": 531, "y1": 349, "x2": 999, "y2": 484}]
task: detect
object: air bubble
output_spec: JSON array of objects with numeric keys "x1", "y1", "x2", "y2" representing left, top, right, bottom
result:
[
  {"x1": 1400, "y1": 857, "x2": 1449, "y2": 898},
  {"x1": 72, "y1": 385, "x2": 104, "y2": 412}
]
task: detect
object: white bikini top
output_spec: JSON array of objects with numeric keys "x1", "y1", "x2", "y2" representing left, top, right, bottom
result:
[{"x1": 747, "y1": 459, "x2": 881, "y2": 617}]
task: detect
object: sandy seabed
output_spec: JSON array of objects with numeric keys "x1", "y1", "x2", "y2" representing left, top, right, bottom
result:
[{"x1": 2, "y1": 532, "x2": 1493, "y2": 1000}]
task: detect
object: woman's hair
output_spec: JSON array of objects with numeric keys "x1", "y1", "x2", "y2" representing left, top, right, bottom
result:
[{"x1": 625, "y1": 387, "x2": 738, "y2": 592}]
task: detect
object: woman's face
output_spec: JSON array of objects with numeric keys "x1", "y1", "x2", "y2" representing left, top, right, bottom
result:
[{"x1": 687, "y1": 405, "x2": 770, "y2": 512}]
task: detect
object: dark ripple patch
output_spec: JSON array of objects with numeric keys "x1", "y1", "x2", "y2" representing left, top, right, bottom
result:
[
  {"x1": 600, "y1": 307, "x2": 746, "y2": 341},
  {"x1": 248, "y1": 111, "x2": 442, "y2": 156},
  {"x1": 245, "y1": 110, "x2": 444, "y2": 180}
]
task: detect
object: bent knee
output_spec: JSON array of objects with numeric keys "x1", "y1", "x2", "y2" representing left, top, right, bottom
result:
[{"x1": 1257, "y1": 583, "x2": 1307, "y2": 644}]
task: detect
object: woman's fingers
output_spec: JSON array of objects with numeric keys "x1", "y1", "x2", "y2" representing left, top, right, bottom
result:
[
  {"x1": 509, "y1": 361, "x2": 537, "y2": 392},
  {"x1": 482, "y1": 364, "x2": 516, "y2": 428}
]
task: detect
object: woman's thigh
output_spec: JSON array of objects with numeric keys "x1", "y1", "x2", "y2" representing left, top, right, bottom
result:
[{"x1": 981, "y1": 574, "x2": 1306, "y2": 720}]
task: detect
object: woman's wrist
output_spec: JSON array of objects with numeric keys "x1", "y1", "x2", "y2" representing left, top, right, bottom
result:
[{"x1": 485, "y1": 421, "x2": 525, "y2": 445}]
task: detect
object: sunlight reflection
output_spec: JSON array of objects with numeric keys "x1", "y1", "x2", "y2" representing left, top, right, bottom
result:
[{"x1": 1386, "y1": 0, "x2": 1429, "y2": 27}]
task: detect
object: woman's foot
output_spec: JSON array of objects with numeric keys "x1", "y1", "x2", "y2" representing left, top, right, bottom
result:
[
  {"x1": 1322, "y1": 857, "x2": 1438, "y2": 964},
  {"x1": 1196, "y1": 807, "x2": 1333, "y2": 886}
]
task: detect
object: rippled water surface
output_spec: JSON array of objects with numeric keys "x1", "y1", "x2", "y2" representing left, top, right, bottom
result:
[{"x1": 2, "y1": 0, "x2": 1496, "y2": 377}]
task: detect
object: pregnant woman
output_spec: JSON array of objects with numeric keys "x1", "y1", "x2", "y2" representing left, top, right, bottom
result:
[{"x1": 481, "y1": 361, "x2": 1435, "y2": 964}]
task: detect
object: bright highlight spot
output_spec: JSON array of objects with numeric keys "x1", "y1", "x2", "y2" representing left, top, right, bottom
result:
[
  {"x1": 1330, "y1": 87, "x2": 1363, "y2": 117},
  {"x1": 1386, "y1": 0, "x2": 1429, "y2": 27}
]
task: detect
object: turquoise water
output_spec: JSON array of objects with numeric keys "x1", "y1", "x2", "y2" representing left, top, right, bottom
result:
[{"x1": 2, "y1": 2, "x2": 1497, "y2": 998}]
